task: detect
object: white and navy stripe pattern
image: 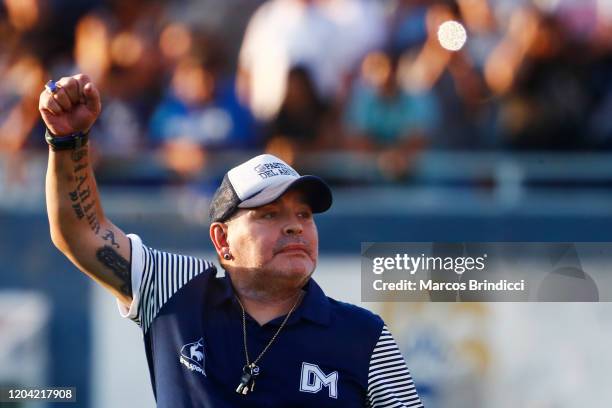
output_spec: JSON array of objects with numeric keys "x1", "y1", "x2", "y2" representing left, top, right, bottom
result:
[
  {"x1": 367, "y1": 326, "x2": 424, "y2": 408},
  {"x1": 137, "y1": 245, "x2": 211, "y2": 332},
  {"x1": 120, "y1": 234, "x2": 212, "y2": 333}
]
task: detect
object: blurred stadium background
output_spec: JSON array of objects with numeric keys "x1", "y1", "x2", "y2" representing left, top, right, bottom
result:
[{"x1": 2, "y1": 0, "x2": 612, "y2": 407}]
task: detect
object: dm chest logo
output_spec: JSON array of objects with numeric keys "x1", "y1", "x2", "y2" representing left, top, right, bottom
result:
[
  {"x1": 299, "y1": 362, "x2": 338, "y2": 398},
  {"x1": 179, "y1": 338, "x2": 206, "y2": 376}
]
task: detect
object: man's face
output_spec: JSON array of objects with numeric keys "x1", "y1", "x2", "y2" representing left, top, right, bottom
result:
[{"x1": 223, "y1": 189, "x2": 319, "y2": 292}]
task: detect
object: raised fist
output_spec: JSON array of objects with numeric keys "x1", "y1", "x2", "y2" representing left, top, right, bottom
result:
[{"x1": 39, "y1": 74, "x2": 101, "y2": 136}]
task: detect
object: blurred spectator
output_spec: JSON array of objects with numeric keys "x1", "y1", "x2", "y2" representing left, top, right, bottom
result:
[
  {"x1": 345, "y1": 50, "x2": 439, "y2": 180},
  {"x1": 237, "y1": 0, "x2": 385, "y2": 120},
  {"x1": 149, "y1": 44, "x2": 258, "y2": 178},
  {"x1": 79, "y1": 3, "x2": 167, "y2": 157},
  {"x1": 390, "y1": 2, "x2": 493, "y2": 149},
  {"x1": 0, "y1": 51, "x2": 45, "y2": 153},
  {"x1": 491, "y1": 9, "x2": 591, "y2": 150},
  {"x1": 388, "y1": 0, "x2": 430, "y2": 54},
  {"x1": 265, "y1": 65, "x2": 341, "y2": 163},
  {"x1": 588, "y1": 38, "x2": 612, "y2": 148},
  {"x1": 586, "y1": 1, "x2": 612, "y2": 144},
  {"x1": 3, "y1": 0, "x2": 612, "y2": 188}
]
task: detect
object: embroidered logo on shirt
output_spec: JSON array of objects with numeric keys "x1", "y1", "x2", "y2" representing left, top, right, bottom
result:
[
  {"x1": 299, "y1": 362, "x2": 338, "y2": 398},
  {"x1": 179, "y1": 338, "x2": 206, "y2": 376}
]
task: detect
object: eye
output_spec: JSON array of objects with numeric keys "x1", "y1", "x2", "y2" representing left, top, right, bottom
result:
[
  {"x1": 262, "y1": 211, "x2": 277, "y2": 219},
  {"x1": 298, "y1": 210, "x2": 312, "y2": 219}
]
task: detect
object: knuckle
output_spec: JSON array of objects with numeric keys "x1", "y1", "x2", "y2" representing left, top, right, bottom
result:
[
  {"x1": 66, "y1": 77, "x2": 77, "y2": 88},
  {"x1": 53, "y1": 92, "x2": 69, "y2": 105},
  {"x1": 39, "y1": 97, "x2": 48, "y2": 109}
]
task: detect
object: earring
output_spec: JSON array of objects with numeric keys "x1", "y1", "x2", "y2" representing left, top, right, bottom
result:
[{"x1": 223, "y1": 253, "x2": 231, "y2": 260}]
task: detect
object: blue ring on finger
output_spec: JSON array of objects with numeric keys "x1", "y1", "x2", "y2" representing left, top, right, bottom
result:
[{"x1": 45, "y1": 79, "x2": 58, "y2": 94}]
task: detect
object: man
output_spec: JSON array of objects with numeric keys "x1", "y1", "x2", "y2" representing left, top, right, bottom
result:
[
  {"x1": 238, "y1": 0, "x2": 385, "y2": 120},
  {"x1": 39, "y1": 74, "x2": 424, "y2": 407}
]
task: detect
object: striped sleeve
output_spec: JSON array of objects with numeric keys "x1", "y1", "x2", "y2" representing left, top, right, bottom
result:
[
  {"x1": 367, "y1": 326, "x2": 424, "y2": 408},
  {"x1": 117, "y1": 234, "x2": 213, "y2": 333}
]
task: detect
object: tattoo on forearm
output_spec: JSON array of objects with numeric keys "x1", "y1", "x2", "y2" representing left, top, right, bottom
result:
[
  {"x1": 71, "y1": 148, "x2": 86, "y2": 162},
  {"x1": 82, "y1": 200, "x2": 95, "y2": 213},
  {"x1": 78, "y1": 185, "x2": 91, "y2": 201},
  {"x1": 67, "y1": 146, "x2": 100, "y2": 234},
  {"x1": 96, "y1": 245, "x2": 131, "y2": 297},
  {"x1": 71, "y1": 203, "x2": 85, "y2": 219},
  {"x1": 76, "y1": 172, "x2": 88, "y2": 189},
  {"x1": 73, "y1": 162, "x2": 87, "y2": 173},
  {"x1": 102, "y1": 229, "x2": 120, "y2": 248}
]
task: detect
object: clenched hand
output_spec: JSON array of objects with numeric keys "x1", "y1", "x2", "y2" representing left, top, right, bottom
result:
[{"x1": 39, "y1": 74, "x2": 101, "y2": 136}]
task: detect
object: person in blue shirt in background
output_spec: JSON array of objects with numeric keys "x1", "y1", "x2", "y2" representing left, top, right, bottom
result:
[
  {"x1": 149, "y1": 45, "x2": 259, "y2": 179},
  {"x1": 345, "y1": 49, "x2": 439, "y2": 181}
]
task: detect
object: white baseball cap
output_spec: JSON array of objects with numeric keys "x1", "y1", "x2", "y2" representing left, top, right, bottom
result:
[{"x1": 209, "y1": 154, "x2": 332, "y2": 222}]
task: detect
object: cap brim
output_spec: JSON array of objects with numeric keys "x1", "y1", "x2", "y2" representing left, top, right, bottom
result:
[{"x1": 238, "y1": 175, "x2": 332, "y2": 213}]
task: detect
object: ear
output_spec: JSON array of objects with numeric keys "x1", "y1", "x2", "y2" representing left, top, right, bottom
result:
[{"x1": 209, "y1": 222, "x2": 229, "y2": 258}]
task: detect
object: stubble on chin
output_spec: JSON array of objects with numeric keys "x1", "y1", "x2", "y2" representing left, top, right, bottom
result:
[{"x1": 230, "y1": 261, "x2": 315, "y2": 302}]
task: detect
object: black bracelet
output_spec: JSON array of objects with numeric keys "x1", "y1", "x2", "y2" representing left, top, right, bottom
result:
[{"x1": 45, "y1": 128, "x2": 89, "y2": 151}]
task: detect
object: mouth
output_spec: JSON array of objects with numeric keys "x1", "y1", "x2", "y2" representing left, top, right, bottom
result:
[{"x1": 276, "y1": 244, "x2": 310, "y2": 256}]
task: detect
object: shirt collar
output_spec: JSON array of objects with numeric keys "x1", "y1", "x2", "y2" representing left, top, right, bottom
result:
[{"x1": 213, "y1": 272, "x2": 330, "y2": 327}]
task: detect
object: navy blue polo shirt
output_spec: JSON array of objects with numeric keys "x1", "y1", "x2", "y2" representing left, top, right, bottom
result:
[{"x1": 118, "y1": 234, "x2": 423, "y2": 407}]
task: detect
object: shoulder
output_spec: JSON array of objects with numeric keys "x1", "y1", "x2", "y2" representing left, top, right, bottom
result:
[
  {"x1": 320, "y1": 297, "x2": 388, "y2": 380},
  {"x1": 126, "y1": 233, "x2": 220, "y2": 330},
  {"x1": 327, "y1": 297, "x2": 384, "y2": 340}
]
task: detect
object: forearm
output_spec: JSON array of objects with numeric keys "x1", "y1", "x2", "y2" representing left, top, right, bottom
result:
[
  {"x1": 45, "y1": 142, "x2": 132, "y2": 303},
  {"x1": 46, "y1": 144, "x2": 103, "y2": 244}
]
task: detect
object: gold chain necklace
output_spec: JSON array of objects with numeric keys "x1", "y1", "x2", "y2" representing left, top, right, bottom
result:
[{"x1": 235, "y1": 292, "x2": 303, "y2": 395}]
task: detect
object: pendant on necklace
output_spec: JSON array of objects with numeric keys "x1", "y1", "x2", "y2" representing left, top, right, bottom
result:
[{"x1": 236, "y1": 363, "x2": 260, "y2": 395}]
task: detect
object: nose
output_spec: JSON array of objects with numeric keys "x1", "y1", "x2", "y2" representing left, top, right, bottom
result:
[{"x1": 283, "y1": 219, "x2": 303, "y2": 236}]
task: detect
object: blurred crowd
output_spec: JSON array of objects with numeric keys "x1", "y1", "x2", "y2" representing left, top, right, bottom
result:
[{"x1": 3, "y1": 0, "x2": 612, "y2": 183}]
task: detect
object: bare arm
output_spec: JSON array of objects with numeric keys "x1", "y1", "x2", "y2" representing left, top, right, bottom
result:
[{"x1": 41, "y1": 74, "x2": 133, "y2": 306}]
